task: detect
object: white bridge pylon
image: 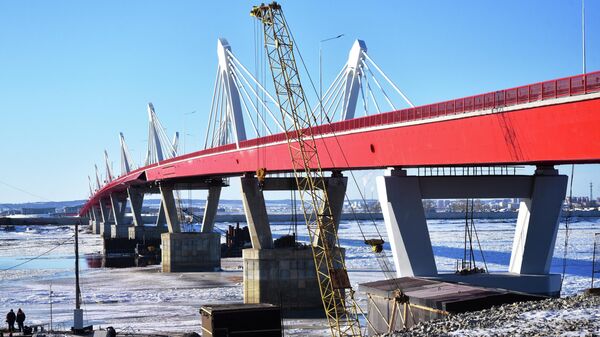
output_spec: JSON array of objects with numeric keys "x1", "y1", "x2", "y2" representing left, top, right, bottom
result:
[
  {"x1": 119, "y1": 132, "x2": 134, "y2": 175},
  {"x1": 94, "y1": 164, "x2": 102, "y2": 190},
  {"x1": 145, "y1": 102, "x2": 179, "y2": 165},
  {"x1": 92, "y1": 104, "x2": 179, "y2": 190},
  {"x1": 205, "y1": 38, "x2": 289, "y2": 149},
  {"x1": 88, "y1": 176, "x2": 94, "y2": 197},
  {"x1": 104, "y1": 150, "x2": 114, "y2": 183},
  {"x1": 205, "y1": 38, "x2": 415, "y2": 150},
  {"x1": 89, "y1": 38, "x2": 415, "y2": 190},
  {"x1": 316, "y1": 39, "x2": 414, "y2": 122}
]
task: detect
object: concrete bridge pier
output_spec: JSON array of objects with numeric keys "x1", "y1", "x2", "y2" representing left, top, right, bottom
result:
[
  {"x1": 242, "y1": 173, "x2": 348, "y2": 314},
  {"x1": 90, "y1": 206, "x2": 102, "y2": 234},
  {"x1": 110, "y1": 192, "x2": 130, "y2": 238},
  {"x1": 200, "y1": 184, "x2": 222, "y2": 234},
  {"x1": 127, "y1": 186, "x2": 168, "y2": 245},
  {"x1": 86, "y1": 210, "x2": 94, "y2": 228},
  {"x1": 160, "y1": 179, "x2": 225, "y2": 272},
  {"x1": 98, "y1": 198, "x2": 114, "y2": 239},
  {"x1": 376, "y1": 167, "x2": 567, "y2": 297},
  {"x1": 99, "y1": 192, "x2": 137, "y2": 267}
]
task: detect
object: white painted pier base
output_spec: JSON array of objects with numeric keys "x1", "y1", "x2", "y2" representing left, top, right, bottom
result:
[{"x1": 377, "y1": 167, "x2": 567, "y2": 297}]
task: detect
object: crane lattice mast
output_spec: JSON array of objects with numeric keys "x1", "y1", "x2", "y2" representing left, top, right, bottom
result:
[{"x1": 251, "y1": 3, "x2": 362, "y2": 337}]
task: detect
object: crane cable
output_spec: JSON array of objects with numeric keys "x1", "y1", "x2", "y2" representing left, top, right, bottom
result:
[
  {"x1": 283, "y1": 14, "x2": 415, "y2": 331},
  {"x1": 470, "y1": 200, "x2": 488, "y2": 273},
  {"x1": 458, "y1": 199, "x2": 488, "y2": 274},
  {"x1": 283, "y1": 0, "x2": 405, "y2": 284},
  {"x1": 285, "y1": 19, "x2": 386, "y2": 246}
]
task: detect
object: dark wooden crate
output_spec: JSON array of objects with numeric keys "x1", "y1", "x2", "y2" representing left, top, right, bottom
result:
[{"x1": 200, "y1": 303, "x2": 281, "y2": 337}]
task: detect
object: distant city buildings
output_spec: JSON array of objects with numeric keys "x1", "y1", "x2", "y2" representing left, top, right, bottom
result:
[
  {"x1": 21, "y1": 207, "x2": 56, "y2": 215},
  {"x1": 566, "y1": 196, "x2": 599, "y2": 209}
]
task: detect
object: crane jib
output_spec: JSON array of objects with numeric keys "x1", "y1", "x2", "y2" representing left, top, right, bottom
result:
[{"x1": 252, "y1": 2, "x2": 363, "y2": 337}]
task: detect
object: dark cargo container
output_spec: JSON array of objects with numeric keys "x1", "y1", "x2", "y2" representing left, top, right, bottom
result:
[{"x1": 200, "y1": 303, "x2": 282, "y2": 337}]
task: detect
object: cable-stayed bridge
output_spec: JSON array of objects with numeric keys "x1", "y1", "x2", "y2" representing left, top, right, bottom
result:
[{"x1": 81, "y1": 38, "x2": 600, "y2": 304}]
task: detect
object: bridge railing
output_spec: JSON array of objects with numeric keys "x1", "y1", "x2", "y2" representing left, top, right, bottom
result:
[
  {"x1": 321, "y1": 71, "x2": 600, "y2": 135},
  {"x1": 166, "y1": 71, "x2": 600, "y2": 164}
]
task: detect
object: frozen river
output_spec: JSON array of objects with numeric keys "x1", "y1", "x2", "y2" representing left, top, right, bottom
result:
[{"x1": 0, "y1": 218, "x2": 599, "y2": 336}]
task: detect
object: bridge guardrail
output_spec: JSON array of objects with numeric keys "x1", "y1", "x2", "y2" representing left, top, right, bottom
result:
[{"x1": 322, "y1": 71, "x2": 600, "y2": 135}]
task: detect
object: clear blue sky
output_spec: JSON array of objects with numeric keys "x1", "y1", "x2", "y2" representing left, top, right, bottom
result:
[{"x1": 0, "y1": 0, "x2": 598, "y2": 203}]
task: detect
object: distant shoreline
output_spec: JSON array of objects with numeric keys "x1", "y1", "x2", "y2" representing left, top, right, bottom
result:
[{"x1": 1, "y1": 209, "x2": 598, "y2": 227}]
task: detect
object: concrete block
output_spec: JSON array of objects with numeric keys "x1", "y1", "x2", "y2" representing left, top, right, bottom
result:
[
  {"x1": 161, "y1": 232, "x2": 221, "y2": 272},
  {"x1": 110, "y1": 225, "x2": 132, "y2": 239},
  {"x1": 128, "y1": 225, "x2": 168, "y2": 241},
  {"x1": 91, "y1": 220, "x2": 101, "y2": 235},
  {"x1": 99, "y1": 222, "x2": 112, "y2": 239},
  {"x1": 242, "y1": 247, "x2": 345, "y2": 313}
]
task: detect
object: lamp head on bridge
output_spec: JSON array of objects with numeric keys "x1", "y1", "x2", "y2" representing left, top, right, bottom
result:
[
  {"x1": 217, "y1": 38, "x2": 232, "y2": 70},
  {"x1": 147, "y1": 102, "x2": 155, "y2": 120},
  {"x1": 347, "y1": 39, "x2": 367, "y2": 74}
]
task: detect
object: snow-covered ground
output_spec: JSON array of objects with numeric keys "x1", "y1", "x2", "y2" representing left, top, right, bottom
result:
[{"x1": 0, "y1": 218, "x2": 599, "y2": 336}]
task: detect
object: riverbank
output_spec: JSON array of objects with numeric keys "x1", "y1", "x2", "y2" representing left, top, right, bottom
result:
[
  {"x1": 1, "y1": 218, "x2": 598, "y2": 335},
  {"x1": 393, "y1": 292, "x2": 600, "y2": 336}
]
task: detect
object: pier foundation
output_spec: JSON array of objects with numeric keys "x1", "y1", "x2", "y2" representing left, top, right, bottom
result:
[
  {"x1": 161, "y1": 232, "x2": 221, "y2": 272},
  {"x1": 102, "y1": 237, "x2": 137, "y2": 267},
  {"x1": 243, "y1": 247, "x2": 345, "y2": 314},
  {"x1": 128, "y1": 225, "x2": 168, "y2": 241},
  {"x1": 241, "y1": 173, "x2": 348, "y2": 315}
]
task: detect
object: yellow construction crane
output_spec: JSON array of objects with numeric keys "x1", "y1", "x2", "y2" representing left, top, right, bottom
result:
[{"x1": 251, "y1": 3, "x2": 363, "y2": 337}]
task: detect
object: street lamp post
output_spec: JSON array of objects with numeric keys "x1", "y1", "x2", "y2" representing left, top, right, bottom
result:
[
  {"x1": 183, "y1": 110, "x2": 196, "y2": 154},
  {"x1": 582, "y1": 0, "x2": 586, "y2": 74},
  {"x1": 182, "y1": 111, "x2": 196, "y2": 210},
  {"x1": 319, "y1": 34, "x2": 344, "y2": 124}
]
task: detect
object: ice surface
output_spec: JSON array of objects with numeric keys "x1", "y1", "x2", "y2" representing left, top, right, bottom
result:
[{"x1": 0, "y1": 218, "x2": 598, "y2": 335}]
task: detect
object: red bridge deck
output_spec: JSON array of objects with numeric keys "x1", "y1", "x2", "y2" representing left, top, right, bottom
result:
[{"x1": 81, "y1": 71, "x2": 600, "y2": 214}]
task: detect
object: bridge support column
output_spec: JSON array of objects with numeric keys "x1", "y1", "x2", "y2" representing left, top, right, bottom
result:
[
  {"x1": 87, "y1": 210, "x2": 94, "y2": 228},
  {"x1": 90, "y1": 206, "x2": 101, "y2": 235},
  {"x1": 509, "y1": 167, "x2": 567, "y2": 275},
  {"x1": 128, "y1": 187, "x2": 144, "y2": 227},
  {"x1": 160, "y1": 182, "x2": 223, "y2": 273},
  {"x1": 159, "y1": 184, "x2": 181, "y2": 234},
  {"x1": 376, "y1": 167, "x2": 567, "y2": 296},
  {"x1": 242, "y1": 174, "x2": 346, "y2": 314},
  {"x1": 100, "y1": 193, "x2": 136, "y2": 268},
  {"x1": 127, "y1": 187, "x2": 167, "y2": 243},
  {"x1": 156, "y1": 200, "x2": 167, "y2": 227},
  {"x1": 110, "y1": 193, "x2": 131, "y2": 239},
  {"x1": 376, "y1": 169, "x2": 438, "y2": 277},
  {"x1": 314, "y1": 172, "x2": 348, "y2": 247},
  {"x1": 201, "y1": 185, "x2": 222, "y2": 233},
  {"x1": 241, "y1": 174, "x2": 273, "y2": 249},
  {"x1": 119, "y1": 186, "x2": 165, "y2": 267},
  {"x1": 98, "y1": 198, "x2": 113, "y2": 239}
]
